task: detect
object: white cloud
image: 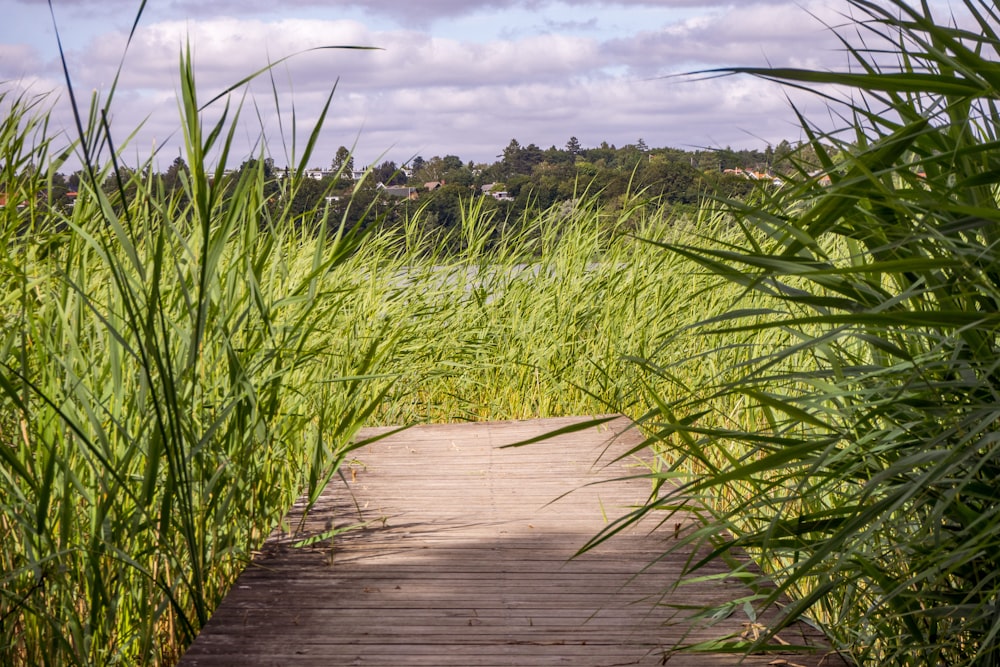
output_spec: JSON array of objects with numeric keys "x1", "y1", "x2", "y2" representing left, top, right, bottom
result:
[
  {"x1": 0, "y1": 44, "x2": 47, "y2": 79},
  {"x1": 9, "y1": 0, "x2": 916, "y2": 172}
]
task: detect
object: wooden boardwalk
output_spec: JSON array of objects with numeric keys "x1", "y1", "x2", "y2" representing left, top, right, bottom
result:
[{"x1": 180, "y1": 417, "x2": 848, "y2": 666}]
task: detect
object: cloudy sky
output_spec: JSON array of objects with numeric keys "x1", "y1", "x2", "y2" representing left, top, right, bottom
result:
[{"x1": 0, "y1": 1, "x2": 920, "y2": 172}]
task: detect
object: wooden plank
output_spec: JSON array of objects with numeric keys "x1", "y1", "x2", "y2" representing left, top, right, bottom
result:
[{"x1": 180, "y1": 417, "x2": 850, "y2": 666}]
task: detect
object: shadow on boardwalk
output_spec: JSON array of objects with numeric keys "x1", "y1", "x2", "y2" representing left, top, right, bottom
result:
[{"x1": 180, "y1": 416, "x2": 850, "y2": 666}]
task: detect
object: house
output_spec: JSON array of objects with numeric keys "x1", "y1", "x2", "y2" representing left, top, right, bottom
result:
[
  {"x1": 480, "y1": 183, "x2": 513, "y2": 202},
  {"x1": 722, "y1": 168, "x2": 782, "y2": 187},
  {"x1": 378, "y1": 183, "x2": 419, "y2": 200},
  {"x1": 424, "y1": 180, "x2": 445, "y2": 191},
  {"x1": 0, "y1": 192, "x2": 28, "y2": 208},
  {"x1": 808, "y1": 170, "x2": 832, "y2": 186}
]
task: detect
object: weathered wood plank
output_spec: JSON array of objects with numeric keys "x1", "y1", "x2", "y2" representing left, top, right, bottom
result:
[{"x1": 180, "y1": 417, "x2": 849, "y2": 666}]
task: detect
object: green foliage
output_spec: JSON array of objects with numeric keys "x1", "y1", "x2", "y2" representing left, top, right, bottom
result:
[
  {"x1": 0, "y1": 34, "x2": 395, "y2": 663},
  {"x1": 46, "y1": 137, "x2": 800, "y2": 238},
  {"x1": 0, "y1": 74, "x2": 738, "y2": 663},
  {"x1": 23, "y1": 2, "x2": 1000, "y2": 666},
  {"x1": 330, "y1": 145, "x2": 354, "y2": 188},
  {"x1": 6, "y1": 8, "x2": 810, "y2": 667},
  {"x1": 598, "y1": 1, "x2": 1000, "y2": 665},
  {"x1": 371, "y1": 160, "x2": 406, "y2": 186}
]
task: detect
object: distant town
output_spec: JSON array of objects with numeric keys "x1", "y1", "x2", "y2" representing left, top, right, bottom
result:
[{"x1": 17, "y1": 136, "x2": 822, "y2": 232}]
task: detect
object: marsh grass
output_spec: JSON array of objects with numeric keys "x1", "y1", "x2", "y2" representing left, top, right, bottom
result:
[
  {"x1": 0, "y1": 6, "x2": 881, "y2": 665},
  {"x1": 591, "y1": 2, "x2": 1000, "y2": 665},
  {"x1": 0, "y1": 28, "x2": 407, "y2": 658},
  {"x1": 0, "y1": 59, "x2": 764, "y2": 662}
]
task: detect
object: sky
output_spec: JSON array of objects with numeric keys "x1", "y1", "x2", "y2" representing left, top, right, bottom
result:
[{"x1": 0, "y1": 0, "x2": 937, "y2": 173}]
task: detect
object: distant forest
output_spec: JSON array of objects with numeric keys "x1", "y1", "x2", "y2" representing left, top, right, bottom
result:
[{"x1": 39, "y1": 137, "x2": 823, "y2": 232}]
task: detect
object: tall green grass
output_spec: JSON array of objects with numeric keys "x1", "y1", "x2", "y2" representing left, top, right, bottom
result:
[
  {"x1": 20, "y1": 4, "x2": 979, "y2": 664},
  {"x1": 310, "y1": 192, "x2": 748, "y2": 425},
  {"x1": 0, "y1": 56, "x2": 759, "y2": 662},
  {"x1": 594, "y1": 1, "x2": 1000, "y2": 665},
  {"x1": 0, "y1": 39, "x2": 402, "y2": 660}
]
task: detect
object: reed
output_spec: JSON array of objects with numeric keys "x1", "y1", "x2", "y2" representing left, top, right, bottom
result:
[
  {"x1": 0, "y1": 35, "x2": 401, "y2": 660},
  {"x1": 3, "y1": 6, "x2": 904, "y2": 665},
  {"x1": 593, "y1": 2, "x2": 1000, "y2": 664},
  {"x1": 0, "y1": 68, "x2": 749, "y2": 661}
]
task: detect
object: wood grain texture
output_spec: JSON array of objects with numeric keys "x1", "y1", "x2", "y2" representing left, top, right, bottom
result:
[{"x1": 180, "y1": 417, "x2": 850, "y2": 666}]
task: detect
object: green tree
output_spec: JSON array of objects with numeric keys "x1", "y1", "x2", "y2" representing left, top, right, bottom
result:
[
  {"x1": 373, "y1": 160, "x2": 406, "y2": 186},
  {"x1": 162, "y1": 156, "x2": 189, "y2": 193},
  {"x1": 637, "y1": 159, "x2": 700, "y2": 202},
  {"x1": 772, "y1": 139, "x2": 794, "y2": 172},
  {"x1": 332, "y1": 146, "x2": 355, "y2": 180},
  {"x1": 543, "y1": 145, "x2": 575, "y2": 166},
  {"x1": 411, "y1": 156, "x2": 446, "y2": 183},
  {"x1": 501, "y1": 140, "x2": 544, "y2": 178},
  {"x1": 420, "y1": 182, "x2": 468, "y2": 231},
  {"x1": 285, "y1": 175, "x2": 328, "y2": 222},
  {"x1": 440, "y1": 155, "x2": 464, "y2": 172}
]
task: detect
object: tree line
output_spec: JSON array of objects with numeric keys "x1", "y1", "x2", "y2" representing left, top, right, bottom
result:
[{"x1": 28, "y1": 136, "x2": 820, "y2": 236}]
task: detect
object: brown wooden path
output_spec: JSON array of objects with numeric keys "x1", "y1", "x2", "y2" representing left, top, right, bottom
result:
[{"x1": 180, "y1": 417, "x2": 848, "y2": 666}]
